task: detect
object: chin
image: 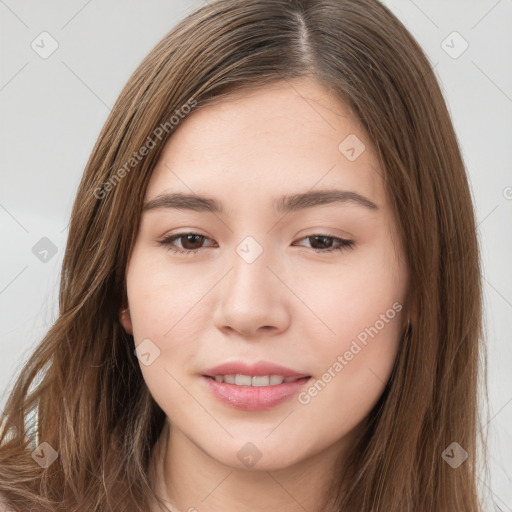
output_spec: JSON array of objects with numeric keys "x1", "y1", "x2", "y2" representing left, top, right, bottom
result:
[{"x1": 207, "y1": 442, "x2": 308, "y2": 472}]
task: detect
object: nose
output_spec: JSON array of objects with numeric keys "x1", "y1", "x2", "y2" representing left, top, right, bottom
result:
[{"x1": 213, "y1": 243, "x2": 291, "y2": 339}]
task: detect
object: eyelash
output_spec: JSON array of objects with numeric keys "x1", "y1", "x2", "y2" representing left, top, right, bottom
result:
[{"x1": 158, "y1": 232, "x2": 355, "y2": 256}]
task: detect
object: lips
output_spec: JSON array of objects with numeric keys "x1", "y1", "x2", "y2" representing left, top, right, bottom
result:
[{"x1": 200, "y1": 360, "x2": 312, "y2": 411}]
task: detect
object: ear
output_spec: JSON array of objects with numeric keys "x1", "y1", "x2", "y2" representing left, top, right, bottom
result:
[{"x1": 119, "y1": 307, "x2": 133, "y2": 335}]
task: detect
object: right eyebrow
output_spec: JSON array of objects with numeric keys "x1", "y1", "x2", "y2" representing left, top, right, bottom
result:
[{"x1": 142, "y1": 193, "x2": 223, "y2": 213}]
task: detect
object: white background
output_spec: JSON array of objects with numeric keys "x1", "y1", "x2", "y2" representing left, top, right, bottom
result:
[{"x1": 0, "y1": 0, "x2": 511, "y2": 509}]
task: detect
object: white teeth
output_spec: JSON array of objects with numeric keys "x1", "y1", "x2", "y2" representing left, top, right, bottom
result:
[
  {"x1": 235, "y1": 374, "x2": 252, "y2": 386},
  {"x1": 210, "y1": 374, "x2": 305, "y2": 386},
  {"x1": 251, "y1": 376, "x2": 270, "y2": 387},
  {"x1": 270, "y1": 375, "x2": 285, "y2": 385}
]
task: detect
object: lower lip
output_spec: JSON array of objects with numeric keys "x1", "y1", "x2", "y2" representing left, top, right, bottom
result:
[{"x1": 201, "y1": 376, "x2": 311, "y2": 411}]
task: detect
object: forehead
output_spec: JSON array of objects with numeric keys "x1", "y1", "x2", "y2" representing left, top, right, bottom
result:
[{"x1": 145, "y1": 79, "x2": 386, "y2": 211}]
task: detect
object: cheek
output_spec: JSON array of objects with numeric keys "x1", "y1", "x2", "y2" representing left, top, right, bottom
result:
[
  {"x1": 125, "y1": 249, "x2": 209, "y2": 408},
  {"x1": 126, "y1": 252, "x2": 205, "y2": 416},
  {"x1": 126, "y1": 247, "x2": 211, "y2": 342},
  {"x1": 294, "y1": 294, "x2": 403, "y2": 454},
  {"x1": 292, "y1": 241, "x2": 406, "y2": 346},
  {"x1": 294, "y1": 247, "x2": 405, "y2": 434}
]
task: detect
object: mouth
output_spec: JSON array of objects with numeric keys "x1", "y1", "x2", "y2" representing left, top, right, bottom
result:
[{"x1": 201, "y1": 374, "x2": 312, "y2": 411}]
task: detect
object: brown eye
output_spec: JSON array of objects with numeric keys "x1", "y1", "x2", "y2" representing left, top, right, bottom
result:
[
  {"x1": 159, "y1": 233, "x2": 216, "y2": 255},
  {"x1": 179, "y1": 234, "x2": 206, "y2": 250},
  {"x1": 294, "y1": 235, "x2": 355, "y2": 253},
  {"x1": 308, "y1": 235, "x2": 335, "y2": 250}
]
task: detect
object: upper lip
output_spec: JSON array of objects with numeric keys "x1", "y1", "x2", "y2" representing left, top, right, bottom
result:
[{"x1": 202, "y1": 361, "x2": 310, "y2": 378}]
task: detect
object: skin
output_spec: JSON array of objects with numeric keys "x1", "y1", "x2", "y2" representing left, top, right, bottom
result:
[{"x1": 120, "y1": 78, "x2": 409, "y2": 512}]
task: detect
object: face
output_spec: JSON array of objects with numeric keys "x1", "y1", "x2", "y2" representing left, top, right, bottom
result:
[{"x1": 122, "y1": 78, "x2": 408, "y2": 471}]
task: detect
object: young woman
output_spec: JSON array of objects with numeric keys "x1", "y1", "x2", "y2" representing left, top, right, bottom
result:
[{"x1": 0, "y1": 0, "x2": 487, "y2": 510}]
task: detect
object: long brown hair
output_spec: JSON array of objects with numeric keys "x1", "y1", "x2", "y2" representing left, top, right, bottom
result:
[{"x1": 0, "y1": 0, "x2": 487, "y2": 510}]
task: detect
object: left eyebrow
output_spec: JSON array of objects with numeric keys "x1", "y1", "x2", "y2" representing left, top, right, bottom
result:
[
  {"x1": 142, "y1": 188, "x2": 379, "y2": 214},
  {"x1": 274, "y1": 189, "x2": 379, "y2": 212}
]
